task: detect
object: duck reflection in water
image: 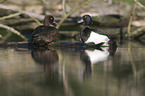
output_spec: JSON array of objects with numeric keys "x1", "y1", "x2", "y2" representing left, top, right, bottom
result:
[
  {"x1": 80, "y1": 46, "x2": 117, "y2": 79},
  {"x1": 31, "y1": 48, "x2": 59, "y2": 79},
  {"x1": 31, "y1": 45, "x2": 117, "y2": 81}
]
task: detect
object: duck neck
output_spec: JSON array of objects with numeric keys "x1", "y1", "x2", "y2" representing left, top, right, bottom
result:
[
  {"x1": 44, "y1": 23, "x2": 54, "y2": 27},
  {"x1": 44, "y1": 20, "x2": 54, "y2": 27},
  {"x1": 85, "y1": 21, "x2": 93, "y2": 26},
  {"x1": 81, "y1": 26, "x2": 92, "y2": 36}
]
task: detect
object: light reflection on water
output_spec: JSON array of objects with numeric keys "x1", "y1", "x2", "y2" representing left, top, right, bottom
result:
[{"x1": 0, "y1": 41, "x2": 145, "y2": 96}]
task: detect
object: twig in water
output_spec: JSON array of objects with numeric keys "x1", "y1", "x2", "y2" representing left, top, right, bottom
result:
[
  {"x1": 128, "y1": 26, "x2": 145, "y2": 38},
  {"x1": 128, "y1": 42, "x2": 137, "y2": 79}
]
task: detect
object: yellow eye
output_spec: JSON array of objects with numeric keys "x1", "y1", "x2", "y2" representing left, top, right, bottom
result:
[
  {"x1": 85, "y1": 16, "x2": 87, "y2": 18},
  {"x1": 51, "y1": 18, "x2": 53, "y2": 19}
]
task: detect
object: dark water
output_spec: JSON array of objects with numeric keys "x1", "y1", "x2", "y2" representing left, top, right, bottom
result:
[{"x1": 0, "y1": 40, "x2": 145, "y2": 96}]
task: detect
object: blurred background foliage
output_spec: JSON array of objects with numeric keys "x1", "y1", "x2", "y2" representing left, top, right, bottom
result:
[{"x1": 0, "y1": 0, "x2": 145, "y2": 42}]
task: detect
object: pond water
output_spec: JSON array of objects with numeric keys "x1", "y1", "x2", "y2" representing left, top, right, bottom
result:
[{"x1": 0, "y1": 37, "x2": 145, "y2": 96}]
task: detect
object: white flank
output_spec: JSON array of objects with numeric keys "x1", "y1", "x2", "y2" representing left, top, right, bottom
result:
[
  {"x1": 85, "y1": 31, "x2": 110, "y2": 46},
  {"x1": 85, "y1": 48, "x2": 109, "y2": 64}
]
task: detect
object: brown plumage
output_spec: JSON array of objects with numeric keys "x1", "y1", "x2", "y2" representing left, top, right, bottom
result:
[{"x1": 31, "y1": 15, "x2": 58, "y2": 47}]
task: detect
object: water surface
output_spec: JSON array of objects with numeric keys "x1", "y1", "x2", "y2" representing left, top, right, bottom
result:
[{"x1": 0, "y1": 40, "x2": 145, "y2": 96}]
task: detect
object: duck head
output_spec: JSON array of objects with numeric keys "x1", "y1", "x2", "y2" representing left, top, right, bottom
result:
[
  {"x1": 43, "y1": 15, "x2": 58, "y2": 27},
  {"x1": 78, "y1": 15, "x2": 93, "y2": 26}
]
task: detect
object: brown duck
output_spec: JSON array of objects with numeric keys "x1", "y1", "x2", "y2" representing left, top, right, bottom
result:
[{"x1": 31, "y1": 15, "x2": 58, "y2": 47}]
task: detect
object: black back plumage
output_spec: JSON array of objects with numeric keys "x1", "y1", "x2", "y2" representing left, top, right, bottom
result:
[
  {"x1": 80, "y1": 26, "x2": 112, "y2": 43},
  {"x1": 78, "y1": 15, "x2": 117, "y2": 48},
  {"x1": 80, "y1": 27, "x2": 92, "y2": 43}
]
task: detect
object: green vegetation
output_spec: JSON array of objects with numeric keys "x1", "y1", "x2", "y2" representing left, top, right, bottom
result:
[{"x1": 111, "y1": 0, "x2": 145, "y2": 4}]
